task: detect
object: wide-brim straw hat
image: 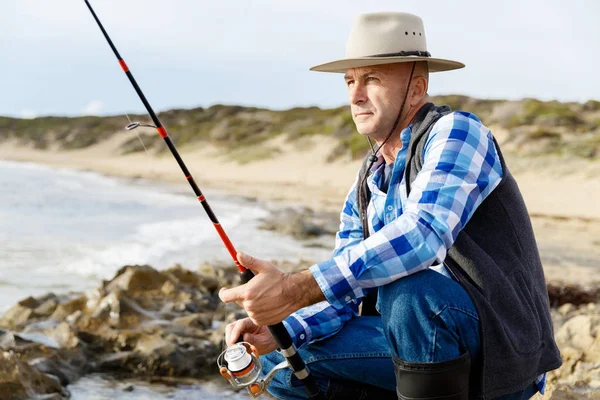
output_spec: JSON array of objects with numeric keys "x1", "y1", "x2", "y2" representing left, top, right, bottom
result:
[{"x1": 310, "y1": 12, "x2": 464, "y2": 73}]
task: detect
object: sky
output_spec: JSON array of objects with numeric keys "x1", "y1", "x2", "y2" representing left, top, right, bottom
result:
[{"x1": 1, "y1": 0, "x2": 599, "y2": 118}]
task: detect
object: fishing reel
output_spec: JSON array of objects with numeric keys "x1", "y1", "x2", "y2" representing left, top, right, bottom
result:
[{"x1": 217, "y1": 342, "x2": 289, "y2": 398}]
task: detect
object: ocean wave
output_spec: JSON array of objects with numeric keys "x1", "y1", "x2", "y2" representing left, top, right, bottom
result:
[{"x1": 60, "y1": 213, "x2": 242, "y2": 278}]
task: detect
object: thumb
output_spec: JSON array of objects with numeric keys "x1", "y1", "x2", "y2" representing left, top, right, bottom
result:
[{"x1": 237, "y1": 252, "x2": 270, "y2": 274}]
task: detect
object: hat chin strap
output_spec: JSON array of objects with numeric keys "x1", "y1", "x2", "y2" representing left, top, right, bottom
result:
[{"x1": 366, "y1": 61, "x2": 417, "y2": 164}]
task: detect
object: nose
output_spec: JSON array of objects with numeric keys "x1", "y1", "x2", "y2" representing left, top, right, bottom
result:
[{"x1": 349, "y1": 82, "x2": 367, "y2": 105}]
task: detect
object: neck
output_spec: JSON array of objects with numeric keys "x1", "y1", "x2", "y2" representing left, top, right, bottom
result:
[{"x1": 377, "y1": 100, "x2": 427, "y2": 164}]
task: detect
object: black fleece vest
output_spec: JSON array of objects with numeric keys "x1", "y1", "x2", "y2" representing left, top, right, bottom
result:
[{"x1": 357, "y1": 103, "x2": 562, "y2": 398}]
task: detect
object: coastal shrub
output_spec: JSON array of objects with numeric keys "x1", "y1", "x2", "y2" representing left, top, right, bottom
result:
[
  {"x1": 2, "y1": 96, "x2": 599, "y2": 162},
  {"x1": 582, "y1": 99, "x2": 600, "y2": 112},
  {"x1": 522, "y1": 99, "x2": 582, "y2": 127}
]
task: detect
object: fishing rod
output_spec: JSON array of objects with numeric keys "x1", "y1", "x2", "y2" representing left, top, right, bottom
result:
[{"x1": 82, "y1": 1, "x2": 322, "y2": 398}]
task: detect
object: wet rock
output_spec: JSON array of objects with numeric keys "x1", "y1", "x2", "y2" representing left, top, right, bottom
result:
[
  {"x1": 0, "y1": 264, "x2": 255, "y2": 398},
  {"x1": 173, "y1": 313, "x2": 212, "y2": 330},
  {"x1": 161, "y1": 280, "x2": 177, "y2": 296},
  {"x1": 44, "y1": 322, "x2": 80, "y2": 349},
  {"x1": 35, "y1": 298, "x2": 59, "y2": 317},
  {"x1": 29, "y1": 357, "x2": 78, "y2": 385},
  {"x1": 94, "y1": 352, "x2": 136, "y2": 371},
  {"x1": 106, "y1": 265, "x2": 169, "y2": 293},
  {"x1": 50, "y1": 295, "x2": 88, "y2": 322},
  {"x1": 258, "y1": 207, "x2": 339, "y2": 239},
  {"x1": 135, "y1": 334, "x2": 177, "y2": 358},
  {"x1": 0, "y1": 297, "x2": 41, "y2": 330},
  {"x1": 0, "y1": 352, "x2": 69, "y2": 399}
]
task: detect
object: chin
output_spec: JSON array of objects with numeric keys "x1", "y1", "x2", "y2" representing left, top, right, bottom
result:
[{"x1": 355, "y1": 123, "x2": 374, "y2": 136}]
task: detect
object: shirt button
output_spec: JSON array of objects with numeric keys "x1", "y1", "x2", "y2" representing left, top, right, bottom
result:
[
  {"x1": 345, "y1": 295, "x2": 352, "y2": 302},
  {"x1": 300, "y1": 334, "x2": 305, "y2": 340},
  {"x1": 387, "y1": 205, "x2": 394, "y2": 211}
]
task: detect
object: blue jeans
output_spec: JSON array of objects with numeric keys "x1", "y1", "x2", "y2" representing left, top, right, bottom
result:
[{"x1": 261, "y1": 270, "x2": 535, "y2": 399}]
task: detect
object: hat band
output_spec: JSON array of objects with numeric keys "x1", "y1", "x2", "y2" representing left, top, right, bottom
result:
[{"x1": 368, "y1": 50, "x2": 431, "y2": 58}]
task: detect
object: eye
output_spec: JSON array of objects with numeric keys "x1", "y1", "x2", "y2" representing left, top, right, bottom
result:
[
  {"x1": 366, "y1": 76, "x2": 378, "y2": 83},
  {"x1": 346, "y1": 80, "x2": 355, "y2": 87}
]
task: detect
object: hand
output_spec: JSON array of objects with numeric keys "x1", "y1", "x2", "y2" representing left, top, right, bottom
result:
[
  {"x1": 225, "y1": 317, "x2": 277, "y2": 355},
  {"x1": 219, "y1": 252, "x2": 297, "y2": 326},
  {"x1": 219, "y1": 252, "x2": 324, "y2": 326}
]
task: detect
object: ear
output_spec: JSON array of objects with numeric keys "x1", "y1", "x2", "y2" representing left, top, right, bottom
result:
[{"x1": 409, "y1": 76, "x2": 428, "y2": 106}]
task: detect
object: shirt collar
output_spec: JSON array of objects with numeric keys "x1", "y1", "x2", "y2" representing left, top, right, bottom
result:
[{"x1": 367, "y1": 124, "x2": 413, "y2": 194}]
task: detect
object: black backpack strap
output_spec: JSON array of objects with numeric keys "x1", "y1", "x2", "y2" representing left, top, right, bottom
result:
[
  {"x1": 356, "y1": 154, "x2": 380, "y2": 316},
  {"x1": 357, "y1": 155, "x2": 374, "y2": 241}
]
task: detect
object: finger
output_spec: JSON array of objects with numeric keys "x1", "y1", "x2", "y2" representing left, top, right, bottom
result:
[
  {"x1": 225, "y1": 322, "x2": 236, "y2": 345},
  {"x1": 237, "y1": 252, "x2": 270, "y2": 274},
  {"x1": 218, "y1": 286, "x2": 246, "y2": 303},
  {"x1": 228, "y1": 323, "x2": 243, "y2": 346}
]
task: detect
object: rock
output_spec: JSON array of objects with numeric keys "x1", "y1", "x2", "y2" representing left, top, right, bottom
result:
[
  {"x1": 173, "y1": 313, "x2": 212, "y2": 330},
  {"x1": 0, "y1": 352, "x2": 69, "y2": 399},
  {"x1": 547, "y1": 302, "x2": 600, "y2": 397},
  {"x1": 44, "y1": 322, "x2": 80, "y2": 349},
  {"x1": 50, "y1": 295, "x2": 87, "y2": 322},
  {"x1": 0, "y1": 301, "x2": 39, "y2": 330},
  {"x1": 35, "y1": 299, "x2": 59, "y2": 317},
  {"x1": 105, "y1": 265, "x2": 169, "y2": 293},
  {"x1": 29, "y1": 357, "x2": 77, "y2": 385},
  {"x1": 165, "y1": 264, "x2": 204, "y2": 287},
  {"x1": 94, "y1": 352, "x2": 136, "y2": 371},
  {"x1": 258, "y1": 207, "x2": 339, "y2": 239},
  {"x1": 91, "y1": 291, "x2": 156, "y2": 328},
  {"x1": 122, "y1": 384, "x2": 134, "y2": 392},
  {"x1": 555, "y1": 315, "x2": 598, "y2": 354},
  {"x1": 0, "y1": 263, "x2": 289, "y2": 397},
  {"x1": 558, "y1": 303, "x2": 574, "y2": 316},
  {"x1": 135, "y1": 334, "x2": 177, "y2": 358},
  {"x1": 161, "y1": 280, "x2": 177, "y2": 296}
]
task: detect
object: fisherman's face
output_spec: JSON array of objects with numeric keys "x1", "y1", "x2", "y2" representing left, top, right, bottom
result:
[{"x1": 345, "y1": 63, "x2": 413, "y2": 141}]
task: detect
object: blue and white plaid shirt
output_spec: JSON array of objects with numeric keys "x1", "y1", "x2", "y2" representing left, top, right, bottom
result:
[{"x1": 283, "y1": 111, "x2": 504, "y2": 347}]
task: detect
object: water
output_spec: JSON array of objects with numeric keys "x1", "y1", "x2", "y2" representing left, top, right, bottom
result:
[
  {"x1": 0, "y1": 160, "x2": 332, "y2": 310},
  {"x1": 68, "y1": 374, "x2": 251, "y2": 399}
]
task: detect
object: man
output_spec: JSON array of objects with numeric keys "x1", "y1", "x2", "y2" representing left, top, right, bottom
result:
[{"x1": 219, "y1": 12, "x2": 561, "y2": 400}]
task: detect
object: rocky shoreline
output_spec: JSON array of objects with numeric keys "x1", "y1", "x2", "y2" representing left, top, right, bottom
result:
[
  {"x1": 0, "y1": 261, "x2": 597, "y2": 399},
  {"x1": 0, "y1": 263, "x2": 244, "y2": 399}
]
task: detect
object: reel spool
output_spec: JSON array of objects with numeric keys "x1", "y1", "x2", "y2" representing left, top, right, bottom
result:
[{"x1": 217, "y1": 342, "x2": 288, "y2": 398}]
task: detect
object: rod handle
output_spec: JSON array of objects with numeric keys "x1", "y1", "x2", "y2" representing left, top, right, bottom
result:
[
  {"x1": 240, "y1": 269, "x2": 255, "y2": 284},
  {"x1": 235, "y1": 267, "x2": 322, "y2": 398}
]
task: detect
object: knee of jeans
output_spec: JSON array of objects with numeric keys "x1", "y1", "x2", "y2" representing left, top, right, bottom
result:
[
  {"x1": 260, "y1": 351, "x2": 284, "y2": 373},
  {"x1": 260, "y1": 352, "x2": 293, "y2": 394},
  {"x1": 379, "y1": 270, "x2": 443, "y2": 325},
  {"x1": 378, "y1": 270, "x2": 479, "y2": 361}
]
